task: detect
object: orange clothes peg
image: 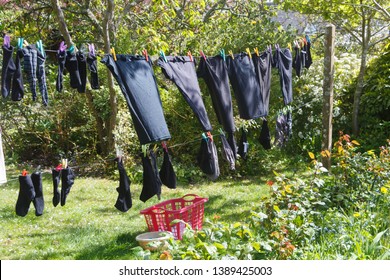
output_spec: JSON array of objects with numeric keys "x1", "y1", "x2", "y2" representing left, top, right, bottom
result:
[
  {"x1": 142, "y1": 49, "x2": 149, "y2": 61},
  {"x1": 187, "y1": 51, "x2": 193, "y2": 62},
  {"x1": 111, "y1": 47, "x2": 117, "y2": 61},
  {"x1": 199, "y1": 50, "x2": 207, "y2": 60},
  {"x1": 22, "y1": 169, "x2": 28, "y2": 176}
]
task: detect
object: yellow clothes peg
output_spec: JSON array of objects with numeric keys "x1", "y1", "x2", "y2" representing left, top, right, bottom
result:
[
  {"x1": 287, "y1": 43, "x2": 292, "y2": 51},
  {"x1": 253, "y1": 47, "x2": 259, "y2": 56},
  {"x1": 111, "y1": 47, "x2": 117, "y2": 61},
  {"x1": 228, "y1": 50, "x2": 234, "y2": 60},
  {"x1": 246, "y1": 48, "x2": 252, "y2": 59}
]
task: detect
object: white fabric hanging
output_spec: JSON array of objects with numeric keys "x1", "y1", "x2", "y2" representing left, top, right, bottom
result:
[{"x1": 0, "y1": 129, "x2": 7, "y2": 184}]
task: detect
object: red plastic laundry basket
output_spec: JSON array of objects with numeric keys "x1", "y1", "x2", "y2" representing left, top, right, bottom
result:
[{"x1": 140, "y1": 194, "x2": 208, "y2": 239}]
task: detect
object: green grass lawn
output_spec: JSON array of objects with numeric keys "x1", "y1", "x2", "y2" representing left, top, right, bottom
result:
[{"x1": 0, "y1": 172, "x2": 269, "y2": 260}]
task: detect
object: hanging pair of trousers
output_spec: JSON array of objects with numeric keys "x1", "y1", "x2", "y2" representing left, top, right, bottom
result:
[
  {"x1": 226, "y1": 53, "x2": 263, "y2": 120},
  {"x1": 1, "y1": 45, "x2": 24, "y2": 101},
  {"x1": 21, "y1": 45, "x2": 49, "y2": 105},
  {"x1": 102, "y1": 54, "x2": 171, "y2": 145},
  {"x1": 15, "y1": 172, "x2": 44, "y2": 217},
  {"x1": 52, "y1": 167, "x2": 75, "y2": 207},
  {"x1": 197, "y1": 55, "x2": 238, "y2": 164},
  {"x1": 252, "y1": 49, "x2": 273, "y2": 117},
  {"x1": 272, "y1": 47, "x2": 293, "y2": 105},
  {"x1": 87, "y1": 53, "x2": 100, "y2": 89},
  {"x1": 157, "y1": 56, "x2": 212, "y2": 132}
]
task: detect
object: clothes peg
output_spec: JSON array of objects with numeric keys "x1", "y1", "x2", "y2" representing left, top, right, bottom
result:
[
  {"x1": 199, "y1": 50, "x2": 207, "y2": 60},
  {"x1": 142, "y1": 49, "x2": 149, "y2": 61},
  {"x1": 254, "y1": 47, "x2": 259, "y2": 56},
  {"x1": 201, "y1": 132, "x2": 209, "y2": 142},
  {"x1": 161, "y1": 141, "x2": 168, "y2": 152},
  {"x1": 228, "y1": 50, "x2": 234, "y2": 60},
  {"x1": 88, "y1": 43, "x2": 95, "y2": 56},
  {"x1": 111, "y1": 47, "x2": 117, "y2": 61},
  {"x1": 246, "y1": 48, "x2": 252, "y2": 59},
  {"x1": 218, "y1": 128, "x2": 225, "y2": 136},
  {"x1": 3, "y1": 35, "x2": 10, "y2": 48},
  {"x1": 287, "y1": 43, "x2": 292, "y2": 51},
  {"x1": 55, "y1": 164, "x2": 63, "y2": 171},
  {"x1": 305, "y1": 34, "x2": 311, "y2": 44},
  {"x1": 219, "y1": 49, "x2": 226, "y2": 61},
  {"x1": 68, "y1": 45, "x2": 75, "y2": 54},
  {"x1": 159, "y1": 50, "x2": 167, "y2": 62},
  {"x1": 22, "y1": 169, "x2": 28, "y2": 176},
  {"x1": 142, "y1": 144, "x2": 149, "y2": 157},
  {"x1": 18, "y1": 38, "x2": 24, "y2": 49},
  {"x1": 62, "y1": 158, "x2": 68, "y2": 169},
  {"x1": 59, "y1": 41, "x2": 67, "y2": 52},
  {"x1": 206, "y1": 131, "x2": 213, "y2": 142},
  {"x1": 187, "y1": 51, "x2": 193, "y2": 62}
]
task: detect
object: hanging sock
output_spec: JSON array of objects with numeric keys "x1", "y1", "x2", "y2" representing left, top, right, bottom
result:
[
  {"x1": 238, "y1": 128, "x2": 249, "y2": 160},
  {"x1": 77, "y1": 51, "x2": 87, "y2": 93},
  {"x1": 87, "y1": 52, "x2": 100, "y2": 89},
  {"x1": 275, "y1": 110, "x2": 293, "y2": 147},
  {"x1": 15, "y1": 174, "x2": 36, "y2": 217},
  {"x1": 31, "y1": 172, "x2": 44, "y2": 216},
  {"x1": 60, "y1": 167, "x2": 75, "y2": 206},
  {"x1": 36, "y1": 49, "x2": 49, "y2": 106},
  {"x1": 11, "y1": 48, "x2": 24, "y2": 101},
  {"x1": 114, "y1": 157, "x2": 132, "y2": 212},
  {"x1": 65, "y1": 50, "x2": 82, "y2": 89},
  {"x1": 56, "y1": 49, "x2": 66, "y2": 92},
  {"x1": 259, "y1": 119, "x2": 272, "y2": 150},
  {"x1": 51, "y1": 167, "x2": 61, "y2": 207},
  {"x1": 140, "y1": 150, "x2": 162, "y2": 202},
  {"x1": 197, "y1": 133, "x2": 220, "y2": 181},
  {"x1": 220, "y1": 133, "x2": 235, "y2": 171},
  {"x1": 21, "y1": 45, "x2": 38, "y2": 101},
  {"x1": 1, "y1": 44, "x2": 16, "y2": 98},
  {"x1": 159, "y1": 145, "x2": 176, "y2": 189}
]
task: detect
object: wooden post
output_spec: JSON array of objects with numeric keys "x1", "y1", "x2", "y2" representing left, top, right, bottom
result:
[{"x1": 322, "y1": 24, "x2": 335, "y2": 171}]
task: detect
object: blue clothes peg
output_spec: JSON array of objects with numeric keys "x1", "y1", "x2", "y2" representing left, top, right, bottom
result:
[
  {"x1": 219, "y1": 49, "x2": 226, "y2": 61},
  {"x1": 159, "y1": 50, "x2": 167, "y2": 62}
]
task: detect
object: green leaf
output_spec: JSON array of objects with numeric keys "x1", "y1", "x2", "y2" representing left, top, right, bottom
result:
[{"x1": 373, "y1": 229, "x2": 388, "y2": 244}]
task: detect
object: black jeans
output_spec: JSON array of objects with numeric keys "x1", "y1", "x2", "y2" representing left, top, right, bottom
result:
[
  {"x1": 273, "y1": 47, "x2": 293, "y2": 105},
  {"x1": 101, "y1": 54, "x2": 171, "y2": 145},
  {"x1": 252, "y1": 50, "x2": 272, "y2": 117},
  {"x1": 226, "y1": 53, "x2": 263, "y2": 120},
  {"x1": 158, "y1": 56, "x2": 212, "y2": 132}
]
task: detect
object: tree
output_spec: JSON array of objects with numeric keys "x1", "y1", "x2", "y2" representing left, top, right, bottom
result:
[{"x1": 279, "y1": 0, "x2": 390, "y2": 135}]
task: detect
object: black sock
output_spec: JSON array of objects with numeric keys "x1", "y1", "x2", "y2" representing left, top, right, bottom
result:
[
  {"x1": 87, "y1": 53, "x2": 99, "y2": 89},
  {"x1": 259, "y1": 119, "x2": 271, "y2": 150},
  {"x1": 31, "y1": 172, "x2": 44, "y2": 216},
  {"x1": 140, "y1": 150, "x2": 162, "y2": 202},
  {"x1": 52, "y1": 169, "x2": 61, "y2": 207},
  {"x1": 61, "y1": 167, "x2": 75, "y2": 206},
  {"x1": 15, "y1": 175, "x2": 35, "y2": 217},
  {"x1": 159, "y1": 148, "x2": 177, "y2": 189},
  {"x1": 114, "y1": 157, "x2": 132, "y2": 212},
  {"x1": 77, "y1": 52, "x2": 87, "y2": 93}
]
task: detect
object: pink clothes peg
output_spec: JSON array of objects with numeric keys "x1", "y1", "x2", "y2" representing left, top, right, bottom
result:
[
  {"x1": 59, "y1": 41, "x2": 67, "y2": 52},
  {"x1": 3, "y1": 35, "x2": 10, "y2": 48},
  {"x1": 88, "y1": 43, "x2": 95, "y2": 56}
]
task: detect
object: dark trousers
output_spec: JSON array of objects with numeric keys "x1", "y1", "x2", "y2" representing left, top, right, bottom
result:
[
  {"x1": 273, "y1": 47, "x2": 293, "y2": 105},
  {"x1": 158, "y1": 56, "x2": 212, "y2": 132},
  {"x1": 252, "y1": 50, "x2": 272, "y2": 117},
  {"x1": 101, "y1": 54, "x2": 171, "y2": 145}
]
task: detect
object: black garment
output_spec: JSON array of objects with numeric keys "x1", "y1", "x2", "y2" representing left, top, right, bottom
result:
[
  {"x1": 220, "y1": 134, "x2": 235, "y2": 170},
  {"x1": 226, "y1": 53, "x2": 263, "y2": 120},
  {"x1": 252, "y1": 50, "x2": 273, "y2": 117},
  {"x1": 275, "y1": 110, "x2": 293, "y2": 147},
  {"x1": 36, "y1": 50, "x2": 49, "y2": 106},
  {"x1": 31, "y1": 172, "x2": 44, "y2": 216},
  {"x1": 60, "y1": 167, "x2": 75, "y2": 206},
  {"x1": 12, "y1": 49, "x2": 24, "y2": 101},
  {"x1": 197, "y1": 56, "x2": 235, "y2": 134},
  {"x1": 197, "y1": 137, "x2": 220, "y2": 181},
  {"x1": 1, "y1": 45, "x2": 16, "y2": 98},
  {"x1": 272, "y1": 47, "x2": 293, "y2": 105},
  {"x1": 238, "y1": 128, "x2": 249, "y2": 160},
  {"x1": 140, "y1": 150, "x2": 162, "y2": 202},
  {"x1": 159, "y1": 148, "x2": 176, "y2": 189},
  {"x1": 77, "y1": 52, "x2": 87, "y2": 93},
  {"x1": 227, "y1": 132, "x2": 238, "y2": 159},
  {"x1": 101, "y1": 54, "x2": 171, "y2": 145},
  {"x1": 87, "y1": 53, "x2": 100, "y2": 89},
  {"x1": 114, "y1": 157, "x2": 132, "y2": 212},
  {"x1": 292, "y1": 46, "x2": 303, "y2": 77},
  {"x1": 303, "y1": 42, "x2": 312, "y2": 69},
  {"x1": 259, "y1": 119, "x2": 271, "y2": 150},
  {"x1": 65, "y1": 50, "x2": 82, "y2": 89},
  {"x1": 21, "y1": 45, "x2": 38, "y2": 101},
  {"x1": 158, "y1": 56, "x2": 212, "y2": 132},
  {"x1": 56, "y1": 50, "x2": 66, "y2": 92},
  {"x1": 52, "y1": 168, "x2": 61, "y2": 207},
  {"x1": 15, "y1": 175, "x2": 36, "y2": 217}
]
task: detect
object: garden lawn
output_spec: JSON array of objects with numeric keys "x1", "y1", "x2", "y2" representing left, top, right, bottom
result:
[{"x1": 0, "y1": 173, "x2": 269, "y2": 260}]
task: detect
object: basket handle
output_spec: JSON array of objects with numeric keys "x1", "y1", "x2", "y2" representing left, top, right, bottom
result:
[{"x1": 181, "y1": 194, "x2": 199, "y2": 201}]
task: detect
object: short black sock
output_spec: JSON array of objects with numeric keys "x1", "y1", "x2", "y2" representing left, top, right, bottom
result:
[
  {"x1": 61, "y1": 168, "x2": 75, "y2": 206},
  {"x1": 31, "y1": 172, "x2": 44, "y2": 216},
  {"x1": 15, "y1": 175, "x2": 35, "y2": 217},
  {"x1": 114, "y1": 157, "x2": 132, "y2": 212}
]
